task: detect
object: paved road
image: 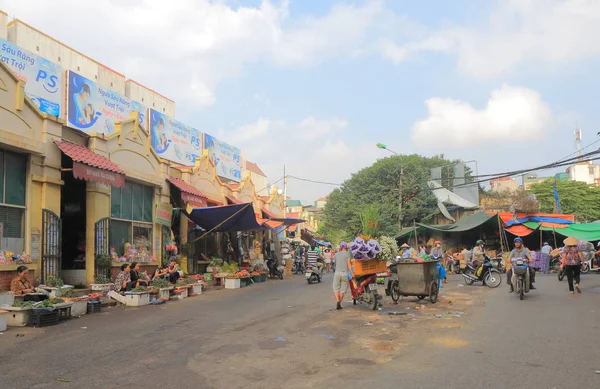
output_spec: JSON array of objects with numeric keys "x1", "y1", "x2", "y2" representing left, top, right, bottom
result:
[{"x1": 1, "y1": 272, "x2": 599, "y2": 389}]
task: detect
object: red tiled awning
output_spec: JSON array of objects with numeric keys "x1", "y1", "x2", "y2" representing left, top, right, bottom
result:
[
  {"x1": 226, "y1": 196, "x2": 243, "y2": 205},
  {"x1": 54, "y1": 139, "x2": 125, "y2": 188},
  {"x1": 166, "y1": 177, "x2": 208, "y2": 207}
]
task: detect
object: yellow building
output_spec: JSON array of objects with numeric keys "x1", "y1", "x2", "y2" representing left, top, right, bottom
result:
[{"x1": 0, "y1": 61, "x2": 284, "y2": 288}]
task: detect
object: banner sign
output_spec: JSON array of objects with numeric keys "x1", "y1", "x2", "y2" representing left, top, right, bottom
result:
[
  {"x1": 204, "y1": 133, "x2": 243, "y2": 182},
  {"x1": 73, "y1": 162, "x2": 125, "y2": 188},
  {"x1": 0, "y1": 38, "x2": 62, "y2": 116},
  {"x1": 156, "y1": 202, "x2": 173, "y2": 226},
  {"x1": 66, "y1": 71, "x2": 145, "y2": 134},
  {"x1": 149, "y1": 109, "x2": 202, "y2": 165}
]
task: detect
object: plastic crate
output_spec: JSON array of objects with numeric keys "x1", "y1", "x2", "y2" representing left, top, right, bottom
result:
[
  {"x1": 87, "y1": 302, "x2": 103, "y2": 314},
  {"x1": 29, "y1": 309, "x2": 59, "y2": 327},
  {"x1": 350, "y1": 259, "x2": 387, "y2": 276}
]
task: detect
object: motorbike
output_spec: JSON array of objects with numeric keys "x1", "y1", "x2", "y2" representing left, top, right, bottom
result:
[
  {"x1": 445, "y1": 254, "x2": 463, "y2": 274},
  {"x1": 305, "y1": 263, "x2": 322, "y2": 284},
  {"x1": 267, "y1": 256, "x2": 284, "y2": 280},
  {"x1": 580, "y1": 252, "x2": 600, "y2": 274},
  {"x1": 461, "y1": 255, "x2": 502, "y2": 288},
  {"x1": 385, "y1": 256, "x2": 401, "y2": 302},
  {"x1": 292, "y1": 255, "x2": 305, "y2": 275},
  {"x1": 349, "y1": 273, "x2": 381, "y2": 310},
  {"x1": 491, "y1": 256, "x2": 506, "y2": 273},
  {"x1": 511, "y1": 257, "x2": 530, "y2": 300}
]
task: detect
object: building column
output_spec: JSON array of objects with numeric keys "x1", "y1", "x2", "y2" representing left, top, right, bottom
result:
[{"x1": 85, "y1": 182, "x2": 111, "y2": 285}]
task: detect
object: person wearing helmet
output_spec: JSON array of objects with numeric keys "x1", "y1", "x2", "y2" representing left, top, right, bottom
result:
[
  {"x1": 507, "y1": 237, "x2": 535, "y2": 292},
  {"x1": 541, "y1": 241, "x2": 553, "y2": 274},
  {"x1": 472, "y1": 240, "x2": 485, "y2": 264}
]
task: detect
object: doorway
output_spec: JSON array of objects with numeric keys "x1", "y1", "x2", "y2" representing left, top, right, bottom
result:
[{"x1": 60, "y1": 153, "x2": 87, "y2": 286}]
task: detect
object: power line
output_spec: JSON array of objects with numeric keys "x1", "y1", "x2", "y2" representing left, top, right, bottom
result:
[{"x1": 286, "y1": 175, "x2": 342, "y2": 186}]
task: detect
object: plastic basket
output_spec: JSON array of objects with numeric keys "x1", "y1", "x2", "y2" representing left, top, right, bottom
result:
[
  {"x1": 350, "y1": 259, "x2": 387, "y2": 276},
  {"x1": 87, "y1": 302, "x2": 103, "y2": 314},
  {"x1": 29, "y1": 310, "x2": 59, "y2": 327}
]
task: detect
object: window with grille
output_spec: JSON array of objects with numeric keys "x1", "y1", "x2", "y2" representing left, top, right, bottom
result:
[
  {"x1": 110, "y1": 182, "x2": 154, "y2": 260},
  {"x1": 0, "y1": 149, "x2": 27, "y2": 253}
]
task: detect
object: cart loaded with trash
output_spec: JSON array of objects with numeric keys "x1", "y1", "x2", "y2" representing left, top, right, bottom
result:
[{"x1": 385, "y1": 260, "x2": 439, "y2": 304}]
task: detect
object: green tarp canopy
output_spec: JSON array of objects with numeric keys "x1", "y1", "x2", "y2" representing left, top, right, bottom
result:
[
  {"x1": 524, "y1": 221, "x2": 600, "y2": 241},
  {"x1": 397, "y1": 211, "x2": 498, "y2": 238}
]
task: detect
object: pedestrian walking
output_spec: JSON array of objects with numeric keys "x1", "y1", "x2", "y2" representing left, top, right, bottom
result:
[
  {"x1": 541, "y1": 242, "x2": 553, "y2": 273},
  {"x1": 332, "y1": 242, "x2": 352, "y2": 310},
  {"x1": 561, "y1": 236, "x2": 583, "y2": 294}
]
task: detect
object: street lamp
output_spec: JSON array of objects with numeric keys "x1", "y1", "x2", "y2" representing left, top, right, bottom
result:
[
  {"x1": 376, "y1": 143, "x2": 403, "y2": 231},
  {"x1": 376, "y1": 143, "x2": 399, "y2": 156}
]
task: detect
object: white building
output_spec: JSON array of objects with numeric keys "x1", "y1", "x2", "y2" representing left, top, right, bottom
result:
[
  {"x1": 246, "y1": 161, "x2": 268, "y2": 196},
  {"x1": 567, "y1": 162, "x2": 600, "y2": 185}
]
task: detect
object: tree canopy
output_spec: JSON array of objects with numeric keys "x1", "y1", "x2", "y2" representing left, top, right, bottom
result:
[
  {"x1": 320, "y1": 154, "x2": 468, "y2": 239},
  {"x1": 530, "y1": 180, "x2": 600, "y2": 222}
]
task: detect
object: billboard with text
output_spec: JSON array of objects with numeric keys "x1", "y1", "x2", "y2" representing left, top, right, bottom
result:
[
  {"x1": 149, "y1": 109, "x2": 202, "y2": 166},
  {"x1": 204, "y1": 133, "x2": 243, "y2": 182},
  {"x1": 66, "y1": 71, "x2": 145, "y2": 134},
  {"x1": 0, "y1": 38, "x2": 62, "y2": 116}
]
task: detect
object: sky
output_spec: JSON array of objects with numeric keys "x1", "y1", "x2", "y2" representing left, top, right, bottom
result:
[{"x1": 1, "y1": 0, "x2": 599, "y2": 203}]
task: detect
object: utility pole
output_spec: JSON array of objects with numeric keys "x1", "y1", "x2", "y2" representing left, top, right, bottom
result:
[
  {"x1": 399, "y1": 168, "x2": 403, "y2": 231},
  {"x1": 283, "y1": 165, "x2": 287, "y2": 218}
]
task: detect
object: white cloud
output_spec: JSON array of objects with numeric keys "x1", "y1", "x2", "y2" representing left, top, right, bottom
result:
[
  {"x1": 382, "y1": 0, "x2": 600, "y2": 78},
  {"x1": 411, "y1": 84, "x2": 553, "y2": 148},
  {"x1": 220, "y1": 117, "x2": 377, "y2": 203},
  {"x1": 297, "y1": 117, "x2": 348, "y2": 140},
  {"x1": 0, "y1": 0, "x2": 388, "y2": 108}
]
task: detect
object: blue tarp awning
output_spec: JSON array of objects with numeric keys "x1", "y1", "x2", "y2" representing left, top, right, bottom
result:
[
  {"x1": 186, "y1": 203, "x2": 264, "y2": 232},
  {"x1": 313, "y1": 239, "x2": 332, "y2": 247},
  {"x1": 274, "y1": 217, "x2": 306, "y2": 226},
  {"x1": 504, "y1": 215, "x2": 573, "y2": 227}
]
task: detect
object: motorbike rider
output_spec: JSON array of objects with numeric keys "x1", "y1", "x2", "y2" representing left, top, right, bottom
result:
[
  {"x1": 506, "y1": 237, "x2": 536, "y2": 292},
  {"x1": 306, "y1": 244, "x2": 324, "y2": 274},
  {"x1": 472, "y1": 240, "x2": 485, "y2": 264}
]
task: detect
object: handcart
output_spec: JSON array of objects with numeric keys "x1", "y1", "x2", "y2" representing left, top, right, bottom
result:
[{"x1": 395, "y1": 261, "x2": 439, "y2": 303}]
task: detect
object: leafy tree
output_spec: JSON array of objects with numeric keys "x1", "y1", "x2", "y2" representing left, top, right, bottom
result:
[
  {"x1": 530, "y1": 180, "x2": 600, "y2": 222},
  {"x1": 322, "y1": 154, "x2": 469, "y2": 237}
]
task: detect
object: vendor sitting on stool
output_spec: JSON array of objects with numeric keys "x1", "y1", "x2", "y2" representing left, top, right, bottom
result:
[
  {"x1": 130, "y1": 262, "x2": 149, "y2": 287},
  {"x1": 113, "y1": 264, "x2": 137, "y2": 292},
  {"x1": 10, "y1": 265, "x2": 35, "y2": 295},
  {"x1": 166, "y1": 257, "x2": 181, "y2": 284}
]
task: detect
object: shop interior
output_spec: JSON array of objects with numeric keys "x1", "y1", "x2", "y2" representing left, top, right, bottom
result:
[{"x1": 60, "y1": 153, "x2": 87, "y2": 285}]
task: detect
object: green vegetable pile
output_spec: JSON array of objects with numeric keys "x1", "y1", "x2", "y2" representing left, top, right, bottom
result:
[
  {"x1": 150, "y1": 278, "x2": 171, "y2": 289},
  {"x1": 12, "y1": 301, "x2": 34, "y2": 308},
  {"x1": 130, "y1": 286, "x2": 148, "y2": 293}
]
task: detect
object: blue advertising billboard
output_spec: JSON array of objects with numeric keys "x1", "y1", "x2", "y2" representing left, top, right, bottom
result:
[
  {"x1": 204, "y1": 133, "x2": 243, "y2": 182},
  {"x1": 0, "y1": 38, "x2": 62, "y2": 116},
  {"x1": 66, "y1": 71, "x2": 145, "y2": 135},
  {"x1": 149, "y1": 109, "x2": 202, "y2": 166}
]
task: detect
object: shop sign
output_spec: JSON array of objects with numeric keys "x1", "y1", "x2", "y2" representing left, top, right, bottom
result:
[
  {"x1": 66, "y1": 70, "x2": 146, "y2": 135},
  {"x1": 182, "y1": 192, "x2": 208, "y2": 208},
  {"x1": 149, "y1": 109, "x2": 202, "y2": 166},
  {"x1": 204, "y1": 133, "x2": 243, "y2": 182},
  {"x1": 156, "y1": 202, "x2": 173, "y2": 226},
  {"x1": 73, "y1": 162, "x2": 125, "y2": 188},
  {"x1": 0, "y1": 38, "x2": 63, "y2": 116}
]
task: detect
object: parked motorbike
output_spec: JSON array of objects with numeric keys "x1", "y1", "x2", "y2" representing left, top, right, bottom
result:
[
  {"x1": 511, "y1": 257, "x2": 530, "y2": 300},
  {"x1": 267, "y1": 257, "x2": 283, "y2": 280},
  {"x1": 349, "y1": 273, "x2": 381, "y2": 310},
  {"x1": 305, "y1": 263, "x2": 322, "y2": 284},
  {"x1": 580, "y1": 253, "x2": 600, "y2": 274},
  {"x1": 292, "y1": 255, "x2": 305, "y2": 275},
  {"x1": 385, "y1": 256, "x2": 401, "y2": 302},
  {"x1": 461, "y1": 255, "x2": 502, "y2": 288}
]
